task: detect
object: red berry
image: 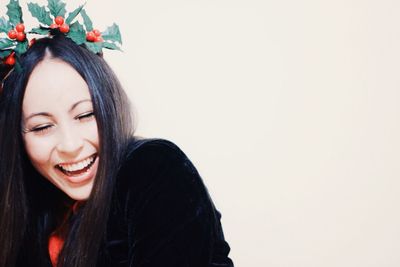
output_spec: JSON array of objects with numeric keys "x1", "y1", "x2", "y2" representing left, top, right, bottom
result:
[
  {"x1": 7, "y1": 30, "x2": 17, "y2": 39},
  {"x1": 93, "y1": 29, "x2": 101, "y2": 37},
  {"x1": 55, "y1": 16, "x2": 64, "y2": 25},
  {"x1": 86, "y1": 31, "x2": 96, "y2": 42},
  {"x1": 50, "y1": 23, "x2": 59, "y2": 29},
  {"x1": 5, "y1": 55, "x2": 15, "y2": 65},
  {"x1": 29, "y1": 38, "x2": 36, "y2": 47},
  {"x1": 15, "y1": 23, "x2": 25, "y2": 33},
  {"x1": 94, "y1": 36, "x2": 103, "y2": 42},
  {"x1": 59, "y1": 23, "x2": 69, "y2": 33},
  {"x1": 16, "y1": 32, "x2": 25, "y2": 41}
]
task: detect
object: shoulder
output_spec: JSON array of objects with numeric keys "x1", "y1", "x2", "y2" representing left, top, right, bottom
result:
[
  {"x1": 124, "y1": 138, "x2": 193, "y2": 166},
  {"x1": 115, "y1": 138, "x2": 211, "y2": 209},
  {"x1": 121, "y1": 138, "x2": 199, "y2": 180}
]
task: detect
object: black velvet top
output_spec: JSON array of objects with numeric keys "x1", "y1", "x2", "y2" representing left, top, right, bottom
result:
[
  {"x1": 100, "y1": 138, "x2": 233, "y2": 266},
  {"x1": 18, "y1": 138, "x2": 234, "y2": 266}
]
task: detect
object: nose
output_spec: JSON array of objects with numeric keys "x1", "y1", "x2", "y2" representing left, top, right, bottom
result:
[{"x1": 56, "y1": 124, "x2": 84, "y2": 157}]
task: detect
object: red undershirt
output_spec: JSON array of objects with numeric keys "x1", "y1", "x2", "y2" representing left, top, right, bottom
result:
[
  {"x1": 48, "y1": 201, "x2": 82, "y2": 267},
  {"x1": 49, "y1": 233, "x2": 64, "y2": 267}
]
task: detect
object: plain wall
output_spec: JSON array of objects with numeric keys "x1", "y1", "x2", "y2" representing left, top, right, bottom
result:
[{"x1": 9, "y1": 0, "x2": 400, "y2": 266}]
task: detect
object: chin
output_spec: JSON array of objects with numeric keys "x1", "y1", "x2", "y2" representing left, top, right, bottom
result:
[
  {"x1": 64, "y1": 183, "x2": 94, "y2": 201},
  {"x1": 69, "y1": 193, "x2": 91, "y2": 201}
]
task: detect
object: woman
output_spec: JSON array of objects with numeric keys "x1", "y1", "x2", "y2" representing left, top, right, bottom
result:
[{"x1": 0, "y1": 34, "x2": 233, "y2": 266}]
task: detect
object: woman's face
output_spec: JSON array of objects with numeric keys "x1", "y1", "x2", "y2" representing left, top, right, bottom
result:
[{"x1": 22, "y1": 58, "x2": 99, "y2": 200}]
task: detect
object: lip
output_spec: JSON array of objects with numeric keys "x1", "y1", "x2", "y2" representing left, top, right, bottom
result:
[
  {"x1": 57, "y1": 153, "x2": 97, "y2": 166},
  {"x1": 55, "y1": 154, "x2": 99, "y2": 185}
]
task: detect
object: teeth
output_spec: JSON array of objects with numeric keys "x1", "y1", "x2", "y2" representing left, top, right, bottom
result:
[{"x1": 58, "y1": 156, "x2": 95, "y2": 172}]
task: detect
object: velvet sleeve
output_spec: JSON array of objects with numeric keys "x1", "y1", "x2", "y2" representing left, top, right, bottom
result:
[{"x1": 116, "y1": 139, "x2": 233, "y2": 267}]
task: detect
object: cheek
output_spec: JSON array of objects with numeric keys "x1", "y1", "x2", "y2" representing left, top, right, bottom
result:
[
  {"x1": 23, "y1": 135, "x2": 54, "y2": 168},
  {"x1": 85, "y1": 121, "x2": 100, "y2": 146}
]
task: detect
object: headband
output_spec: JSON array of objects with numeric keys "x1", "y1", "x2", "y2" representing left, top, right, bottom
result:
[{"x1": 0, "y1": 0, "x2": 122, "y2": 91}]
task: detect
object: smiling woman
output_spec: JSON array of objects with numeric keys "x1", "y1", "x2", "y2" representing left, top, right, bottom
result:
[
  {"x1": 0, "y1": 1, "x2": 233, "y2": 267},
  {"x1": 22, "y1": 58, "x2": 100, "y2": 200}
]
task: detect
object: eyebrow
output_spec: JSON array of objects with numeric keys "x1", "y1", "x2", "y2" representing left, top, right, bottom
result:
[{"x1": 24, "y1": 99, "x2": 92, "y2": 121}]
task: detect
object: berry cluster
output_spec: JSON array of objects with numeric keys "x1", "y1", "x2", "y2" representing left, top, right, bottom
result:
[
  {"x1": 50, "y1": 16, "x2": 69, "y2": 33},
  {"x1": 7, "y1": 23, "x2": 26, "y2": 42},
  {"x1": 86, "y1": 29, "x2": 103, "y2": 42}
]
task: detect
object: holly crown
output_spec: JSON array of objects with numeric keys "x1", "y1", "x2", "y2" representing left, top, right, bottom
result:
[{"x1": 0, "y1": 0, "x2": 122, "y2": 72}]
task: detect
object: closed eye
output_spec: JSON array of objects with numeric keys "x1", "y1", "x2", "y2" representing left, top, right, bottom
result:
[
  {"x1": 76, "y1": 111, "x2": 95, "y2": 122},
  {"x1": 30, "y1": 124, "x2": 53, "y2": 134}
]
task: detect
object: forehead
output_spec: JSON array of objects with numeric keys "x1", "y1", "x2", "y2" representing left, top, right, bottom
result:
[{"x1": 22, "y1": 58, "x2": 91, "y2": 114}]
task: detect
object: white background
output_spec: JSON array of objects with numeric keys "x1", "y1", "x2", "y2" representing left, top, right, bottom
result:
[{"x1": 6, "y1": 0, "x2": 400, "y2": 266}]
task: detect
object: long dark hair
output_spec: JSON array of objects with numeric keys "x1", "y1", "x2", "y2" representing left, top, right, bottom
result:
[{"x1": 0, "y1": 35, "x2": 134, "y2": 266}]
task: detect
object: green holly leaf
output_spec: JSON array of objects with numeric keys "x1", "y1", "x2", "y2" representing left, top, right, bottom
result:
[
  {"x1": 0, "y1": 17, "x2": 12, "y2": 33},
  {"x1": 102, "y1": 41, "x2": 121, "y2": 51},
  {"x1": 0, "y1": 38, "x2": 15, "y2": 49},
  {"x1": 48, "y1": 0, "x2": 66, "y2": 18},
  {"x1": 80, "y1": 9, "x2": 93, "y2": 32},
  {"x1": 14, "y1": 60, "x2": 22, "y2": 72},
  {"x1": 66, "y1": 5, "x2": 84, "y2": 25},
  {"x1": 28, "y1": 3, "x2": 53, "y2": 26},
  {"x1": 85, "y1": 42, "x2": 102, "y2": 54},
  {"x1": 30, "y1": 27, "x2": 50, "y2": 35},
  {"x1": 67, "y1": 21, "x2": 85, "y2": 45},
  {"x1": 102, "y1": 23, "x2": 122, "y2": 44},
  {"x1": 14, "y1": 40, "x2": 28, "y2": 55},
  {"x1": 0, "y1": 49, "x2": 12, "y2": 58},
  {"x1": 7, "y1": 0, "x2": 23, "y2": 25}
]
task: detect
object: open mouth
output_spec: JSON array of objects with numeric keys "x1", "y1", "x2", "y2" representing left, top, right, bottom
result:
[{"x1": 56, "y1": 154, "x2": 97, "y2": 177}]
